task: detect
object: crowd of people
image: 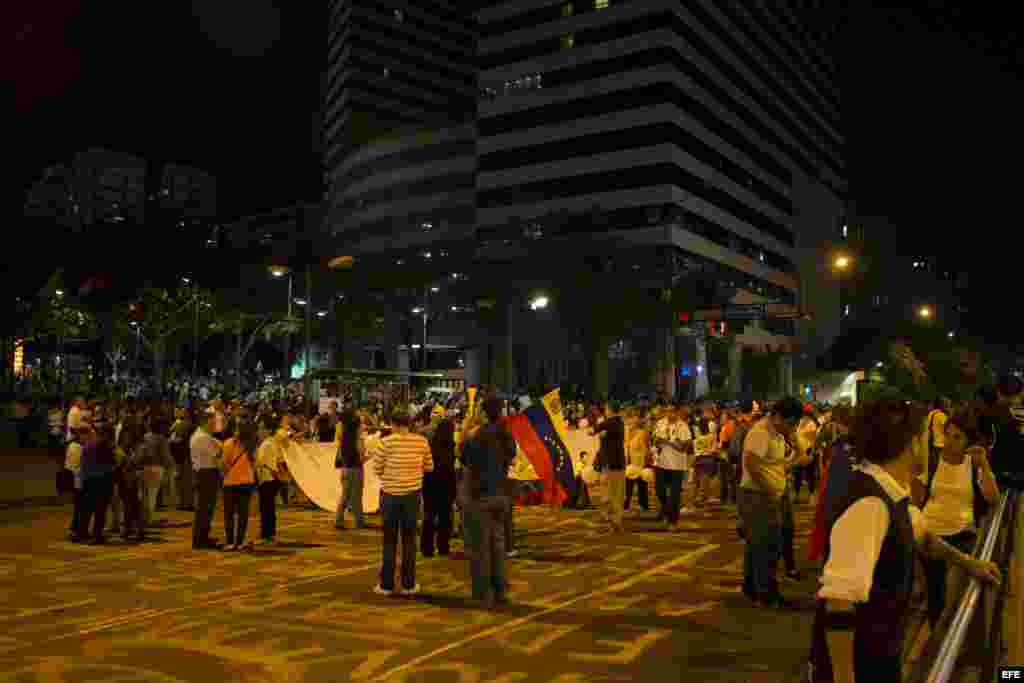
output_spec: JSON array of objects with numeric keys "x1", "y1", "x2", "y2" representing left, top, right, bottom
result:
[{"x1": 48, "y1": 372, "x2": 1024, "y2": 682}]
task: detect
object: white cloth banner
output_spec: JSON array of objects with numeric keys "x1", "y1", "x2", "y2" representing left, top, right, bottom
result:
[{"x1": 281, "y1": 440, "x2": 382, "y2": 513}]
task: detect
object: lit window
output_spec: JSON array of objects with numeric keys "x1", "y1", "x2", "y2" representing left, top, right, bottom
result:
[
  {"x1": 595, "y1": 0, "x2": 609, "y2": 8},
  {"x1": 560, "y1": 33, "x2": 575, "y2": 49},
  {"x1": 841, "y1": 224, "x2": 848, "y2": 238},
  {"x1": 561, "y1": 2, "x2": 574, "y2": 17},
  {"x1": 383, "y1": 68, "x2": 390, "y2": 77},
  {"x1": 394, "y1": 9, "x2": 403, "y2": 22},
  {"x1": 421, "y1": 221, "x2": 433, "y2": 231},
  {"x1": 759, "y1": 251, "x2": 765, "y2": 262},
  {"x1": 843, "y1": 304, "x2": 851, "y2": 316}
]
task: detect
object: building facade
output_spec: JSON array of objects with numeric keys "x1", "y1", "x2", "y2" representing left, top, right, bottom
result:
[
  {"x1": 323, "y1": 0, "x2": 477, "y2": 187},
  {"x1": 322, "y1": 1, "x2": 846, "y2": 398}
]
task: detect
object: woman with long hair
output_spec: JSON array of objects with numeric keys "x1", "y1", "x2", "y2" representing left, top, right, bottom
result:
[
  {"x1": 335, "y1": 410, "x2": 368, "y2": 530},
  {"x1": 222, "y1": 419, "x2": 259, "y2": 550},
  {"x1": 915, "y1": 408, "x2": 999, "y2": 627},
  {"x1": 422, "y1": 418, "x2": 457, "y2": 556},
  {"x1": 808, "y1": 400, "x2": 1001, "y2": 683}
]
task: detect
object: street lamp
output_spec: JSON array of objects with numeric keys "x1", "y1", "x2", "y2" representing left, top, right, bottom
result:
[
  {"x1": 529, "y1": 295, "x2": 549, "y2": 311},
  {"x1": 918, "y1": 305, "x2": 933, "y2": 320},
  {"x1": 269, "y1": 265, "x2": 294, "y2": 380},
  {"x1": 833, "y1": 255, "x2": 851, "y2": 271}
]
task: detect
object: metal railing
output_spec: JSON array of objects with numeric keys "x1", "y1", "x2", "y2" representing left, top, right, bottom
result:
[{"x1": 923, "y1": 489, "x2": 1018, "y2": 683}]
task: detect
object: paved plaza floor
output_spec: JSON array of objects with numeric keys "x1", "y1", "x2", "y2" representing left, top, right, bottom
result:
[{"x1": 0, "y1": 497, "x2": 820, "y2": 682}]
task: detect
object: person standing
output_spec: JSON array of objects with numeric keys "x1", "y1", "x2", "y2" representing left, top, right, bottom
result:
[
  {"x1": 624, "y1": 414, "x2": 651, "y2": 512},
  {"x1": 222, "y1": 419, "x2": 259, "y2": 551},
  {"x1": 255, "y1": 414, "x2": 288, "y2": 545},
  {"x1": 190, "y1": 409, "x2": 223, "y2": 550},
  {"x1": 593, "y1": 404, "x2": 627, "y2": 533},
  {"x1": 335, "y1": 410, "x2": 369, "y2": 530},
  {"x1": 116, "y1": 419, "x2": 146, "y2": 542},
  {"x1": 374, "y1": 412, "x2": 434, "y2": 596},
  {"x1": 422, "y1": 418, "x2": 457, "y2": 556},
  {"x1": 171, "y1": 408, "x2": 195, "y2": 510},
  {"x1": 134, "y1": 415, "x2": 175, "y2": 530},
  {"x1": 64, "y1": 424, "x2": 87, "y2": 541},
  {"x1": 654, "y1": 408, "x2": 690, "y2": 530},
  {"x1": 915, "y1": 409, "x2": 999, "y2": 627},
  {"x1": 738, "y1": 397, "x2": 805, "y2": 607},
  {"x1": 460, "y1": 398, "x2": 516, "y2": 608},
  {"x1": 77, "y1": 422, "x2": 117, "y2": 544}
]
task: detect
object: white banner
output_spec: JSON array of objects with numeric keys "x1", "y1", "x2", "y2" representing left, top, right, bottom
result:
[{"x1": 281, "y1": 439, "x2": 381, "y2": 513}]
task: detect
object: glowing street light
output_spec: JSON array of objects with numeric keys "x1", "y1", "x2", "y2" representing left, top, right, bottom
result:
[
  {"x1": 316, "y1": 310, "x2": 328, "y2": 318},
  {"x1": 918, "y1": 305, "x2": 933, "y2": 319},
  {"x1": 833, "y1": 255, "x2": 851, "y2": 270},
  {"x1": 529, "y1": 295, "x2": 549, "y2": 311},
  {"x1": 412, "y1": 307, "x2": 424, "y2": 314},
  {"x1": 948, "y1": 331, "x2": 955, "y2": 338},
  {"x1": 55, "y1": 289, "x2": 64, "y2": 297},
  {"x1": 293, "y1": 298, "x2": 308, "y2": 306},
  {"x1": 269, "y1": 265, "x2": 290, "y2": 278}
]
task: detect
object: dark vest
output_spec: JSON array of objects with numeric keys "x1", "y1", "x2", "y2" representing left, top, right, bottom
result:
[{"x1": 809, "y1": 470, "x2": 915, "y2": 683}]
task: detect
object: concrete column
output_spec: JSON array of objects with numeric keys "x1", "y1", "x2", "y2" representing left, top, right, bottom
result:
[
  {"x1": 654, "y1": 326, "x2": 676, "y2": 400},
  {"x1": 396, "y1": 348, "x2": 410, "y2": 372},
  {"x1": 694, "y1": 335, "x2": 709, "y2": 398},
  {"x1": 728, "y1": 342, "x2": 743, "y2": 395},
  {"x1": 464, "y1": 347, "x2": 482, "y2": 387},
  {"x1": 486, "y1": 300, "x2": 516, "y2": 391},
  {"x1": 779, "y1": 354, "x2": 794, "y2": 397}
]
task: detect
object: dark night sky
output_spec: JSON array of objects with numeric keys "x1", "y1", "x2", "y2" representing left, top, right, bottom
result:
[{"x1": 6, "y1": 1, "x2": 1021, "y2": 337}]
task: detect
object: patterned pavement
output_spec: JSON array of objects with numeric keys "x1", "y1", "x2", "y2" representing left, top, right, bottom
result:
[{"x1": 0, "y1": 496, "x2": 821, "y2": 682}]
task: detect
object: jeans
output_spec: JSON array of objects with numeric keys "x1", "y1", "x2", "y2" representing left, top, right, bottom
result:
[
  {"x1": 721, "y1": 459, "x2": 739, "y2": 504},
  {"x1": 223, "y1": 484, "x2": 255, "y2": 546},
  {"x1": 192, "y1": 468, "x2": 221, "y2": 547},
  {"x1": 422, "y1": 470, "x2": 455, "y2": 556},
  {"x1": 924, "y1": 529, "x2": 977, "y2": 626},
  {"x1": 336, "y1": 467, "x2": 365, "y2": 528},
  {"x1": 654, "y1": 467, "x2": 670, "y2": 518},
  {"x1": 463, "y1": 496, "x2": 509, "y2": 601},
  {"x1": 69, "y1": 486, "x2": 83, "y2": 535},
  {"x1": 141, "y1": 466, "x2": 165, "y2": 527},
  {"x1": 380, "y1": 492, "x2": 420, "y2": 591},
  {"x1": 604, "y1": 469, "x2": 626, "y2": 529},
  {"x1": 79, "y1": 474, "x2": 114, "y2": 541},
  {"x1": 120, "y1": 475, "x2": 143, "y2": 538},
  {"x1": 159, "y1": 464, "x2": 177, "y2": 508},
  {"x1": 780, "y1": 488, "x2": 796, "y2": 573},
  {"x1": 624, "y1": 477, "x2": 649, "y2": 510},
  {"x1": 661, "y1": 469, "x2": 684, "y2": 524},
  {"x1": 739, "y1": 488, "x2": 783, "y2": 600},
  {"x1": 176, "y1": 460, "x2": 194, "y2": 509},
  {"x1": 258, "y1": 480, "x2": 282, "y2": 540}
]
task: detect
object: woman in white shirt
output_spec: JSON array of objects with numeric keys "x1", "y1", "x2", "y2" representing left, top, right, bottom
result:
[{"x1": 916, "y1": 409, "x2": 999, "y2": 628}]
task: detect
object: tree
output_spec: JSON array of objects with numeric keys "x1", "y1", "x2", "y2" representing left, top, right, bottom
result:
[
  {"x1": 113, "y1": 286, "x2": 217, "y2": 390},
  {"x1": 208, "y1": 312, "x2": 301, "y2": 394}
]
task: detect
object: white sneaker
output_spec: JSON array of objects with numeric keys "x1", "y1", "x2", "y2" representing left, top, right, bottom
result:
[
  {"x1": 374, "y1": 584, "x2": 393, "y2": 596},
  {"x1": 400, "y1": 583, "x2": 421, "y2": 596}
]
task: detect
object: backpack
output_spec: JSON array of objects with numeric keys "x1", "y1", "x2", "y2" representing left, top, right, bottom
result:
[{"x1": 922, "y1": 446, "x2": 991, "y2": 525}]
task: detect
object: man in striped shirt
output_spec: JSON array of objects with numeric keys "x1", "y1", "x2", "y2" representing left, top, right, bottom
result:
[{"x1": 374, "y1": 412, "x2": 434, "y2": 596}]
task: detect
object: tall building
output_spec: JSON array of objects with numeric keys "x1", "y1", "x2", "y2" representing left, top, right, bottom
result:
[
  {"x1": 323, "y1": 0, "x2": 477, "y2": 186},
  {"x1": 323, "y1": 1, "x2": 847, "y2": 397}
]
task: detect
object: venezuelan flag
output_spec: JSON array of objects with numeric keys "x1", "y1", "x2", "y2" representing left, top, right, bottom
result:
[
  {"x1": 523, "y1": 404, "x2": 577, "y2": 505},
  {"x1": 502, "y1": 414, "x2": 561, "y2": 506}
]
